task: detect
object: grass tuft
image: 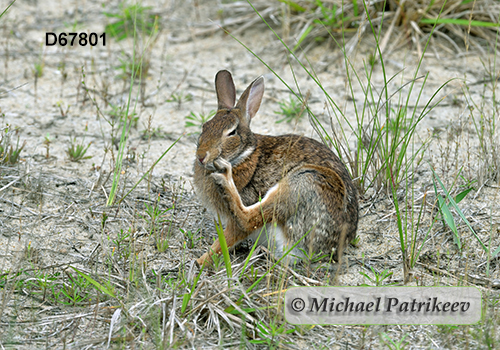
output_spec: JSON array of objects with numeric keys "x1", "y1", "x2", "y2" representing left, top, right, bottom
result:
[{"x1": 66, "y1": 137, "x2": 92, "y2": 162}]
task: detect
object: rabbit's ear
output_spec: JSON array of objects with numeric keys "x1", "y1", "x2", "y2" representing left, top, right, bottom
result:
[
  {"x1": 215, "y1": 70, "x2": 236, "y2": 110},
  {"x1": 236, "y1": 76, "x2": 264, "y2": 124}
]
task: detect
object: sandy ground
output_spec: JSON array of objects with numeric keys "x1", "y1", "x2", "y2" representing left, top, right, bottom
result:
[{"x1": 1, "y1": 0, "x2": 499, "y2": 348}]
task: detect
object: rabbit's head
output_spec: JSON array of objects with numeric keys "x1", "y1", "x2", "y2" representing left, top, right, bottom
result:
[{"x1": 196, "y1": 70, "x2": 264, "y2": 172}]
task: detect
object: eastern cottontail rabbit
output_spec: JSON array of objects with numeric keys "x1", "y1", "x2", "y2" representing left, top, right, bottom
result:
[{"x1": 194, "y1": 70, "x2": 358, "y2": 266}]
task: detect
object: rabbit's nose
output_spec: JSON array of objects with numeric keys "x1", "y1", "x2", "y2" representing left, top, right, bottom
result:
[
  {"x1": 198, "y1": 152, "x2": 207, "y2": 164},
  {"x1": 198, "y1": 151, "x2": 210, "y2": 165}
]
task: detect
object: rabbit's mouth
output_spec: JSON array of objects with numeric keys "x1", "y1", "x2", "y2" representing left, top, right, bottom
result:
[
  {"x1": 204, "y1": 161, "x2": 217, "y2": 172},
  {"x1": 197, "y1": 149, "x2": 230, "y2": 173}
]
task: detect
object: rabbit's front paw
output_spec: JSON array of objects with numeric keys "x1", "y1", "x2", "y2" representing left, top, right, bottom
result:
[
  {"x1": 211, "y1": 159, "x2": 235, "y2": 197},
  {"x1": 214, "y1": 158, "x2": 232, "y2": 174},
  {"x1": 211, "y1": 172, "x2": 227, "y2": 187},
  {"x1": 212, "y1": 158, "x2": 232, "y2": 181}
]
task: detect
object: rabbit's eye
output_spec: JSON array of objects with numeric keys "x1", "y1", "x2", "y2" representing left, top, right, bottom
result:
[{"x1": 227, "y1": 129, "x2": 237, "y2": 137}]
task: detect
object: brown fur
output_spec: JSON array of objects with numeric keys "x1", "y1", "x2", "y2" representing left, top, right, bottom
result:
[{"x1": 194, "y1": 70, "x2": 358, "y2": 266}]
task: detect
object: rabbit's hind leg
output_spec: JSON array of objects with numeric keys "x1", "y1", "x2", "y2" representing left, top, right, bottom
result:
[{"x1": 196, "y1": 219, "x2": 249, "y2": 267}]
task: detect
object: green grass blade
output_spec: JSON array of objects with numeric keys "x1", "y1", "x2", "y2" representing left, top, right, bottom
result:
[
  {"x1": 293, "y1": 25, "x2": 313, "y2": 51},
  {"x1": 492, "y1": 245, "x2": 500, "y2": 258},
  {"x1": 389, "y1": 171, "x2": 407, "y2": 266},
  {"x1": 420, "y1": 18, "x2": 500, "y2": 28},
  {"x1": 181, "y1": 293, "x2": 191, "y2": 314},
  {"x1": 181, "y1": 265, "x2": 204, "y2": 314},
  {"x1": 431, "y1": 170, "x2": 461, "y2": 250},
  {"x1": 277, "y1": 0, "x2": 306, "y2": 12},
  {"x1": 455, "y1": 188, "x2": 472, "y2": 204},
  {"x1": 215, "y1": 214, "x2": 232, "y2": 282},
  {"x1": 352, "y1": 0, "x2": 359, "y2": 17},
  {"x1": 437, "y1": 194, "x2": 461, "y2": 250},
  {"x1": 70, "y1": 267, "x2": 116, "y2": 298},
  {"x1": 240, "y1": 226, "x2": 266, "y2": 280},
  {"x1": 0, "y1": 0, "x2": 16, "y2": 19},
  {"x1": 430, "y1": 167, "x2": 488, "y2": 252}
]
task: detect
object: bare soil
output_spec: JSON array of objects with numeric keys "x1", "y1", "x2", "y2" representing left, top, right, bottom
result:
[{"x1": 1, "y1": 0, "x2": 499, "y2": 349}]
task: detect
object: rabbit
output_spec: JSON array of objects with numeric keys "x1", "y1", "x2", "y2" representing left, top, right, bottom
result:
[{"x1": 194, "y1": 70, "x2": 358, "y2": 267}]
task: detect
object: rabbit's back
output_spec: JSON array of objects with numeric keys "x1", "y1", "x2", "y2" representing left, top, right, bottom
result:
[
  {"x1": 239, "y1": 134, "x2": 355, "y2": 205},
  {"x1": 237, "y1": 134, "x2": 359, "y2": 258}
]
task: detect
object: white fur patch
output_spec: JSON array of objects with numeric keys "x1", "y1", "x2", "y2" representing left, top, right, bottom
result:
[
  {"x1": 245, "y1": 183, "x2": 280, "y2": 212},
  {"x1": 247, "y1": 223, "x2": 304, "y2": 264},
  {"x1": 230, "y1": 146, "x2": 255, "y2": 167}
]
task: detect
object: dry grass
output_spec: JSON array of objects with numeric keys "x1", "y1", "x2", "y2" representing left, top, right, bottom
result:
[
  {"x1": 0, "y1": 0, "x2": 499, "y2": 348},
  {"x1": 205, "y1": 0, "x2": 500, "y2": 57},
  {"x1": 0, "y1": 162, "x2": 498, "y2": 348}
]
